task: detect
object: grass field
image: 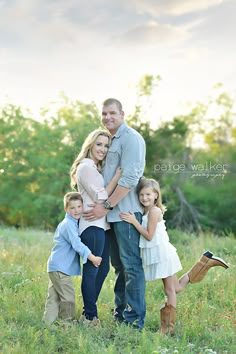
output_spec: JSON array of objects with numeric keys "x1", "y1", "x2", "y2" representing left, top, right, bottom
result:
[{"x1": 0, "y1": 227, "x2": 235, "y2": 354}]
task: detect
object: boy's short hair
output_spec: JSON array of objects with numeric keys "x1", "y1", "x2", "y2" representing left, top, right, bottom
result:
[{"x1": 64, "y1": 192, "x2": 82, "y2": 209}]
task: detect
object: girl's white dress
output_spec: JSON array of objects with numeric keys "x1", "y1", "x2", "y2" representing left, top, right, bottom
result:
[{"x1": 139, "y1": 212, "x2": 182, "y2": 281}]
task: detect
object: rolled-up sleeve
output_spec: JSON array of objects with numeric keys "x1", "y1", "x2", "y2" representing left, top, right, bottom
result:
[
  {"x1": 118, "y1": 132, "x2": 145, "y2": 189},
  {"x1": 78, "y1": 165, "x2": 108, "y2": 202}
]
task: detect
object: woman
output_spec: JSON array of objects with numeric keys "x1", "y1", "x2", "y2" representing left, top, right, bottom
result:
[{"x1": 70, "y1": 129, "x2": 121, "y2": 326}]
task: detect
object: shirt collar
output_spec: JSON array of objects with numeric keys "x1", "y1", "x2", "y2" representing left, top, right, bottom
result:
[
  {"x1": 113, "y1": 123, "x2": 126, "y2": 139},
  {"x1": 65, "y1": 213, "x2": 78, "y2": 224},
  {"x1": 80, "y1": 158, "x2": 97, "y2": 168}
]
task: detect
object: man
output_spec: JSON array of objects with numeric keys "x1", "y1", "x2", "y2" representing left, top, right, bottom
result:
[{"x1": 83, "y1": 98, "x2": 146, "y2": 329}]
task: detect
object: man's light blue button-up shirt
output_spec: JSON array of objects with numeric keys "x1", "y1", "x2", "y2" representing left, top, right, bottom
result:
[{"x1": 103, "y1": 123, "x2": 146, "y2": 222}]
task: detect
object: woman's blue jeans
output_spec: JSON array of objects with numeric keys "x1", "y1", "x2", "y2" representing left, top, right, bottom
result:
[
  {"x1": 80, "y1": 226, "x2": 110, "y2": 319},
  {"x1": 110, "y1": 213, "x2": 146, "y2": 329}
]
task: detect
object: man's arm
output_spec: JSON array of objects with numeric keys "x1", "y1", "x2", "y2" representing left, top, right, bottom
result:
[
  {"x1": 106, "y1": 184, "x2": 130, "y2": 206},
  {"x1": 83, "y1": 185, "x2": 130, "y2": 220}
]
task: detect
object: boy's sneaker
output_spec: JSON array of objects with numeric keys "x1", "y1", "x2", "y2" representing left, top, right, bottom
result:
[{"x1": 79, "y1": 315, "x2": 101, "y2": 327}]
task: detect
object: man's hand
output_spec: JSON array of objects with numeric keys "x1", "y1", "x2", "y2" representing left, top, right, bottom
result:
[{"x1": 83, "y1": 203, "x2": 109, "y2": 221}]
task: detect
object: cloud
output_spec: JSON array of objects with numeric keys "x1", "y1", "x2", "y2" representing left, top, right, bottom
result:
[
  {"x1": 1, "y1": 0, "x2": 221, "y2": 54},
  {"x1": 113, "y1": 21, "x2": 190, "y2": 48},
  {"x1": 0, "y1": 0, "x2": 235, "y2": 122},
  {"x1": 128, "y1": 0, "x2": 224, "y2": 16},
  {"x1": 0, "y1": 0, "x2": 109, "y2": 54},
  {"x1": 188, "y1": 0, "x2": 236, "y2": 48}
]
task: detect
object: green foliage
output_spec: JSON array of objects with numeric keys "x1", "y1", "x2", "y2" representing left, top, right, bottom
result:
[
  {"x1": 0, "y1": 227, "x2": 235, "y2": 353},
  {"x1": 127, "y1": 79, "x2": 236, "y2": 233},
  {"x1": 137, "y1": 74, "x2": 161, "y2": 97},
  {"x1": 0, "y1": 99, "x2": 100, "y2": 229},
  {"x1": 0, "y1": 79, "x2": 236, "y2": 232}
]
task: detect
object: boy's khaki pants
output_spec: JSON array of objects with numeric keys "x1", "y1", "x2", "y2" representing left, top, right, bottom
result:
[{"x1": 42, "y1": 271, "x2": 75, "y2": 325}]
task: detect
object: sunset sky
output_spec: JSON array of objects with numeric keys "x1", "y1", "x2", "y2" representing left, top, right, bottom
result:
[{"x1": 0, "y1": 0, "x2": 235, "y2": 124}]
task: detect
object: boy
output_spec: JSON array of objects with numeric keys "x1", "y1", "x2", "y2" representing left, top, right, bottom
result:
[{"x1": 42, "y1": 192, "x2": 102, "y2": 325}]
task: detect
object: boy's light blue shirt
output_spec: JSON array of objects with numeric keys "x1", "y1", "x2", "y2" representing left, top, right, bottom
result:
[
  {"x1": 103, "y1": 123, "x2": 146, "y2": 222},
  {"x1": 47, "y1": 213, "x2": 91, "y2": 275}
]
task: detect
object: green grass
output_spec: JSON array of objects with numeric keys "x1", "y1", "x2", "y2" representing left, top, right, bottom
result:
[{"x1": 0, "y1": 227, "x2": 235, "y2": 354}]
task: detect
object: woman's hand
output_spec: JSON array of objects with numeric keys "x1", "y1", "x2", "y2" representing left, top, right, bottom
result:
[{"x1": 119, "y1": 211, "x2": 136, "y2": 225}]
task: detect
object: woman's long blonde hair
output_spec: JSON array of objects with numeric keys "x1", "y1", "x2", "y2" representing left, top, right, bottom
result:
[
  {"x1": 70, "y1": 129, "x2": 111, "y2": 189},
  {"x1": 137, "y1": 177, "x2": 167, "y2": 214}
]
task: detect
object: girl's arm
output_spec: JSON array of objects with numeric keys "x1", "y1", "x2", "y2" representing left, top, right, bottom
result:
[
  {"x1": 120, "y1": 207, "x2": 162, "y2": 241},
  {"x1": 105, "y1": 167, "x2": 122, "y2": 196}
]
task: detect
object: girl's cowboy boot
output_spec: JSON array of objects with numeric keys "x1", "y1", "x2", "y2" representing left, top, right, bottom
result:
[
  {"x1": 188, "y1": 251, "x2": 228, "y2": 283},
  {"x1": 160, "y1": 303, "x2": 176, "y2": 336}
]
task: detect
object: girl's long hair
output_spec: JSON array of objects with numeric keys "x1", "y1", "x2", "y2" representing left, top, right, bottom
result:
[
  {"x1": 137, "y1": 177, "x2": 167, "y2": 214},
  {"x1": 70, "y1": 129, "x2": 111, "y2": 189}
]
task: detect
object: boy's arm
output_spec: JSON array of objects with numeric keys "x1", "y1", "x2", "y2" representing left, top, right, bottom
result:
[
  {"x1": 64, "y1": 224, "x2": 97, "y2": 264},
  {"x1": 88, "y1": 254, "x2": 102, "y2": 267}
]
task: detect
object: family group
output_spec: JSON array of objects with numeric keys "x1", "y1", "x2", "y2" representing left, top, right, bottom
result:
[{"x1": 42, "y1": 98, "x2": 228, "y2": 334}]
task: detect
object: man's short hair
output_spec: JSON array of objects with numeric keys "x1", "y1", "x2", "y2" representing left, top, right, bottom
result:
[{"x1": 103, "y1": 98, "x2": 122, "y2": 112}]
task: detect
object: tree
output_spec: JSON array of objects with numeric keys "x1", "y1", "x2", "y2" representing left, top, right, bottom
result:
[
  {"x1": 0, "y1": 98, "x2": 100, "y2": 228},
  {"x1": 1, "y1": 82, "x2": 235, "y2": 233}
]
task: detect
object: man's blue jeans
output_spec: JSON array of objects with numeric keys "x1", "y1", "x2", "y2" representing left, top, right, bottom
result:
[
  {"x1": 80, "y1": 226, "x2": 110, "y2": 319},
  {"x1": 110, "y1": 213, "x2": 146, "y2": 329}
]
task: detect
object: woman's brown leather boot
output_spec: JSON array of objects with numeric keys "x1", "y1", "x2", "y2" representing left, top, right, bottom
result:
[
  {"x1": 160, "y1": 303, "x2": 176, "y2": 335},
  {"x1": 188, "y1": 251, "x2": 228, "y2": 283}
]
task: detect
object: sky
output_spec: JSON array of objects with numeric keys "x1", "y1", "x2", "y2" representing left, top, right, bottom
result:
[{"x1": 0, "y1": 0, "x2": 236, "y2": 125}]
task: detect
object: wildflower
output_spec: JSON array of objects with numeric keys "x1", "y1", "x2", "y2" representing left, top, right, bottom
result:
[
  {"x1": 204, "y1": 350, "x2": 217, "y2": 354},
  {"x1": 187, "y1": 343, "x2": 195, "y2": 348}
]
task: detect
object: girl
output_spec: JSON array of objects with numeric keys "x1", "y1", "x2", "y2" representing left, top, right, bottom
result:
[
  {"x1": 70, "y1": 129, "x2": 121, "y2": 326},
  {"x1": 120, "y1": 177, "x2": 228, "y2": 335}
]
